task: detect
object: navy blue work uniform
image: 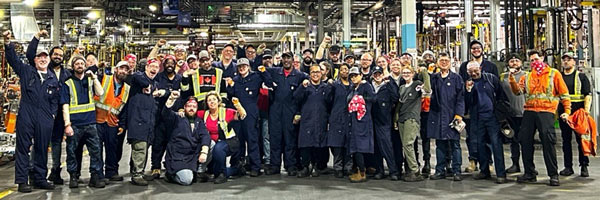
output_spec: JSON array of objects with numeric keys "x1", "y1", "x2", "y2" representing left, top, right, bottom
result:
[
  {"x1": 161, "y1": 106, "x2": 211, "y2": 178},
  {"x1": 427, "y1": 72, "x2": 465, "y2": 175},
  {"x1": 126, "y1": 72, "x2": 159, "y2": 143},
  {"x1": 225, "y1": 70, "x2": 272, "y2": 172},
  {"x1": 459, "y1": 59, "x2": 498, "y2": 162},
  {"x1": 151, "y1": 71, "x2": 182, "y2": 171},
  {"x1": 25, "y1": 37, "x2": 71, "y2": 175},
  {"x1": 348, "y1": 82, "x2": 375, "y2": 171},
  {"x1": 5, "y1": 43, "x2": 60, "y2": 185},
  {"x1": 213, "y1": 60, "x2": 243, "y2": 168},
  {"x1": 465, "y1": 72, "x2": 507, "y2": 178},
  {"x1": 265, "y1": 67, "x2": 307, "y2": 173},
  {"x1": 371, "y1": 80, "x2": 400, "y2": 176},
  {"x1": 327, "y1": 80, "x2": 353, "y2": 173},
  {"x1": 236, "y1": 46, "x2": 263, "y2": 71},
  {"x1": 293, "y1": 82, "x2": 332, "y2": 169}
]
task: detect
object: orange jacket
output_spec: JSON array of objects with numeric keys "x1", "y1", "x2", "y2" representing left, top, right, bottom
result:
[
  {"x1": 509, "y1": 66, "x2": 571, "y2": 114},
  {"x1": 567, "y1": 108, "x2": 597, "y2": 156}
]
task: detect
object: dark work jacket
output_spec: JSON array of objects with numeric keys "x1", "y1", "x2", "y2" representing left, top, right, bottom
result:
[
  {"x1": 126, "y1": 72, "x2": 158, "y2": 142},
  {"x1": 212, "y1": 60, "x2": 238, "y2": 79},
  {"x1": 266, "y1": 67, "x2": 308, "y2": 121},
  {"x1": 155, "y1": 71, "x2": 182, "y2": 114},
  {"x1": 465, "y1": 72, "x2": 508, "y2": 124},
  {"x1": 459, "y1": 59, "x2": 499, "y2": 82},
  {"x1": 294, "y1": 82, "x2": 332, "y2": 148},
  {"x1": 226, "y1": 71, "x2": 273, "y2": 119},
  {"x1": 372, "y1": 80, "x2": 400, "y2": 127},
  {"x1": 162, "y1": 107, "x2": 210, "y2": 175},
  {"x1": 348, "y1": 82, "x2": 376, "y2": 154},
  {"x1": 327, "y1": 80, "x2": 352, "y2": 147},
  {"x1": 5, "y1": 43, "x2": 60, "y2": 123},
  {"x1": 427, "y1": 72, "x2": 465, "y2": 140}
]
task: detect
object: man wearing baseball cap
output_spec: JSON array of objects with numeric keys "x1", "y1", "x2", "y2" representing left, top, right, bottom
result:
[
  {"x1": 300, "y1": 48, "x2": 316, "y2": 73},
  {"x1": 181, "y1": 50, "x2": 227, "y2": 103},
  {"x1": 459, "y1": 40, "x2": 499, "y2": 173},
  {"x1": 499, "y1": 53, "x2": 527, "y2": 175},
  {"x1": 315, "y1": 35, "x2": 343, "y2": 78},
  {"x1": 4, "y1": 30, "x2": 61, "y2": 192},
  {"x1": 557, "y1": 52, "x2": 592, "y2": 178}
]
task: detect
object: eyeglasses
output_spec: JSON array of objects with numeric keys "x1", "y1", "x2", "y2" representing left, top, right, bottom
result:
[
  {"x1": 223, "y1": 50, "x2": 234, "y2": 53},
  {"x1": 361, "y1": 59, "x2": 373, "y2": 61},
  {"x1": 402, "y1": 72, "x2": 412, "y2": 75},
  {"x1": 471, "y1": 47, "x2": 482, "y2": 50},
  {"x1": 200, "y1": 58, "x2": 210, "y2": 62},
  {"x1": 246, "y1": 51, "x2": 256, "y2": 54},
  {"x1": 310, "y1": 71, "x2": 321, "y2": 74},
  {"x1": 438, "y1": 59, "x2": 450, "y2": 62}
]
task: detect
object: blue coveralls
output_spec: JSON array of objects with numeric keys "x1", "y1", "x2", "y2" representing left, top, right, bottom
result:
[
  {"x1": 226, "y1": 71, "x2": 272, "y2": 172},
  {"x1": 371, "y1": 80, "x2": 400, "y2": 176},
  {"x1": 293, "y1": 82, "x2": 332, "y2": 169},
  {"x1": 327, "y1": 80, "x2": 353, "y2": 173},
  {"x1": 151, "y1": 71, "x2": 182, "y2": 171},
  {"x1": 265, "y1": 67, "x2": 307, "y2": 172},
  {"x1": 427, "y1": 72, "x2": 465, "y2": 175},
  {"x1": 25, "y1": 37, "x2": 71, "y2": 175},
  {"x1": 465, "y1": 73, "x2": 507, "y2": 178},
  {"x1": 161, "y1": 106, "x2": 211, "y2": 184},
  {"x1": 459, "y1": 60, "x2": 498, "y2": 162},
  {"x1": 5, "y1": 43, "x2": 60, "y2": 185}
]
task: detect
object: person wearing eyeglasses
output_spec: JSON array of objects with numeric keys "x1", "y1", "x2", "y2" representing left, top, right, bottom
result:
[
  {"x1": 458, "y1": 40, "x2": 499, "y2": 174},
  {"x1": 428, "y1": 52, "x2": 465, "y2": 181}
]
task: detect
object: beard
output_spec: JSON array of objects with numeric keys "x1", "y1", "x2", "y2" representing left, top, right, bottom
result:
[
  {"x1": 51, "y1": 58, "x2": 62, "y2": 67},
  {"x1": 303, "y1": 58, "x2": 312, "y2": 64},
  {"x1": 165, "y1": 66, "x2": 175, "y2": 73},
  {"x1": 472, "y1": 53, "x2": 482, "y2": 59}
]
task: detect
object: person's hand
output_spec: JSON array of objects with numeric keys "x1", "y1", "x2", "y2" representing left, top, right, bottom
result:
[
  {"x1": 177, "y1": 110, "x2": 185, "y2": 118},
  {"x1": 258, "y1": 43, "x2": 266, "y2": 50},
  {"x1": 230, "y1": 39, "x2": 238, "y2": 46},
  {"x1": 153, "y1": 89, "x2": 166, "y2": 97},
  {"x1": 85, "y1": 70, "x2": 97, "y2": 80},
  {"x1": 302, "y1": 79, "x2": 309, "y2": 87},
  {"x1": 232, "y1": 97, "x2": 240, "y2": 105},
  {"x1": 322, "y1": 35, "x2": 332, "y2": 45},
  {"x1": 143, "y1": 85, "x2": 152, "y2": 94},
  {"x1": 293, "y1": 115, "x2": 301, "y2": 124},
  {"x1": 199, "y1": 153, "x2": 208, "y2": 163},
  {"x1": 454, "y1": 116, "x2": 463, "y2": 124},
  {"x1": 2, "y1": 30, "x2": 12, "y2": 43},
  {"x1": 328, "y1": 79, "x2": 334, "y2": 84},
  {"x1": 224, "y1": 77, "x2": 234, "y2": 87},
  {"x1": 169, "y1": 90, "x2": 180, "y2": 100},
  {"x1": 65, "y1": 125, "x2": 74, "y2": 137},
  {"x1": 466, "y1": 80, "x2": 474, "y2": 92},
  {"x1": 157, "y1": 39, "x2": 167, "y2": 47},
  {"x1": 560, "y1": 113, "x2": 569, "y2": 121},
  {"x1": 238, "y1": 37, "x2": 246, "y2": 45},
  {"x1": 37, "y1": 30, "x2": 49, "y2": 38},
  {"x1": 117, "y1": 127, "x2": 124, "y2": 135},
  {"x1": 258, "y1": 65, "x2": 266, "y2": 72},
  {"x1": 418, "y1": 67, "x2": 427, "y2": 73}
]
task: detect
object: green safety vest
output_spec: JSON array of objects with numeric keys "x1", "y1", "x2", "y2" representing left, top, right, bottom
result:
[
  {"x1": 569, "y1": 71, "x2": 584, "y2": 103},
  {"x1": 181, "y1": 68, "x2": 226, "y2": 101},
  {"x1": 65, "y1": 77, "x2": 95, "y2": 114},
  {"x1": 203, "y1": 107, "x2": 236, "y2": 139}
]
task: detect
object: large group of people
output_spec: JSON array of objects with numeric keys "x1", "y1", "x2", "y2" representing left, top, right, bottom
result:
[{"x1": 2, "y1": 28, "x2": 594, "y2": 193}]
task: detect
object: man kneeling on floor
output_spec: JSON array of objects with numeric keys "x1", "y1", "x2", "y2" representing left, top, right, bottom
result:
[{"x1": 162, "y1": 91, "x2": 211, "y2": 185}]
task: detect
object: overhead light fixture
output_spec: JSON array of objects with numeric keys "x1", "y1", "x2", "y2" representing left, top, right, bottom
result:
[
  {"x1": 23, "y1": 0, "x2": 38, "y2": 7},
  {"x1": 74, "y1": 6, "x2": 93, "y2": 10},
  {"x1": 149, "y1": 5, "x2": 157, "y2": 12},
  {"x1": 87, "y1": 11, "x2": 100, "y2": 20}
]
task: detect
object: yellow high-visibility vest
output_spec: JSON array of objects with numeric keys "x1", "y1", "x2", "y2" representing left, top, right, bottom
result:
[
  {"x1": 203, "y1": 107, "x2": 236, "y2": 139},
  {"x1": 65, "y1": 77, "x2": 95, "y2": 114}
]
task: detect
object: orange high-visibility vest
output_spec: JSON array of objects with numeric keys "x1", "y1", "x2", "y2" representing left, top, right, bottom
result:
[{"x1": 94, "y1": 75, "x2": 130, "y2": 127}]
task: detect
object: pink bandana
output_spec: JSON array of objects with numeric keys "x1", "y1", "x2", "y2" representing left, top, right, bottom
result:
[
  {"x1": 532, "y1": 61, "x2": 546, "y2": 75},
  {"x1": 348, "y1": 95, "x2": 366, "y2": 120}
]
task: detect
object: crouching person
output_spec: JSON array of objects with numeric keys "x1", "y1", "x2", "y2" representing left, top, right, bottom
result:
[
  {"x1": 162, "y1": 91, "x2": 211, "y2": 185},
  {"x1": 196, "y1": 92, "x2": 246, "y2": 184}
]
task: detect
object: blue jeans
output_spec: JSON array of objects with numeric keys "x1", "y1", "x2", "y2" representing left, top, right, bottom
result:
[
  {"x1": 435, "y1": 139, "x2": 462, "y2": 175},
  {"x1": 475, "y1": 116, "x2": 506, "y2": 177},
  {"x1": 97, "y1": 123, "x2": 125, "y2": 178},
  {"x1": 210, "y1": 140, "x2": 232, "y2": 176},
  {"x1": 167, "y1": 169, "x2": 194, "y2": 186},
  {"x1": 66, "y1": 124, "x2": 104, "y2": 176}
]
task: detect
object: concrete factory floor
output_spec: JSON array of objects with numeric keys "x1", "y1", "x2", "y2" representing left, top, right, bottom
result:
[{"x1": 0, "y1": 135, "x2": 598, "y2": 200}]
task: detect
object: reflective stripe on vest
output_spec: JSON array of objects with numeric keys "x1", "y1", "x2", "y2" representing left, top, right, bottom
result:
[
  {"x1": 569, "y1": 71, "x2": 584, "y2": 102},
  {"x1": 524, "y1": 69, "x2": 558, "y2": 102},
  {"x1": 203, "y1": 107, "x2": 236, "y2": 139},
  {"x1": 95, "y1": 75, "x2": 130, "y2": 115},
  {"x1": 191, "y1": 68, "x2": 223, "y2": 101},
  {"x1": 66, "y1": 77, "x2": 95, "y2": 114}
]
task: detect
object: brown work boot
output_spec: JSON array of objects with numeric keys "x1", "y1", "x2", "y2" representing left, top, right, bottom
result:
[{"x1": 465, "y1": 160, "x2": 477, "y2": 173}]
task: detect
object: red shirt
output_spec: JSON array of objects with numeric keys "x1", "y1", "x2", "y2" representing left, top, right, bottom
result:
[
  {"x1": 257, "y1": 88, "x2": 269, "y2": 111},
  {"x1": 197, "y1": 109, "x2": 236, "y2": 141}
]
